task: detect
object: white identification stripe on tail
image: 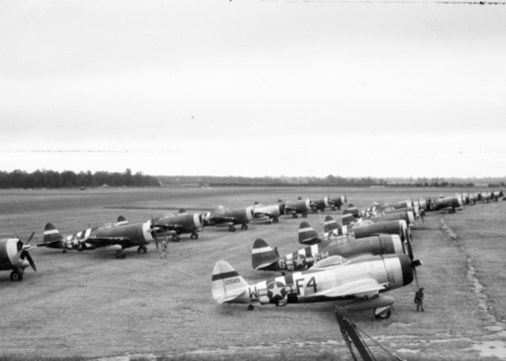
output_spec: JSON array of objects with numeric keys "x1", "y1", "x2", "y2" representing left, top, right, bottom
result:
[
  {"x1": 44, "y1": 229, "x2": 59, "y2": 235},
  {"x1": 299, "y1": 227, "x2": 313, "y2": 233},
  {"x1": 323, "y1": 220, "x2": 334, "y2": 226},
  {"x1": 252, "y1": 246, "x2": 274, "y2": 254}
]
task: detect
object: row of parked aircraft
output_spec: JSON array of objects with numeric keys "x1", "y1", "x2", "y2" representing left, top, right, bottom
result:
[
  {"x1": 211, "y1": 189, "x2": 504, "y2": 320},
  {"x1": 0, "y1": 190, "x2": 502, "y2": 286},
  {"x1": 0, "y1": 195, "x2": 346, "y2": 281}
]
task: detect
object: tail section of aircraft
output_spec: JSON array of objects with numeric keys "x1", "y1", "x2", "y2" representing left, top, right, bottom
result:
[
  {"x1": 42, "y1": 223, "x2": 64, "y2": 248},
  {"x1": 298, "y1": 221, "x2": 320, "y2": 245},
  {"x1": 212, "y1": 260, "x2": 250, "y2": 304},
  {"x1": 323, "y1": 216, "x2": 338, "y2": 235},
  {"x1": 115, "y1": 216, "x2": 128, "y2": 226},
  {"x1": 251, "y1": 238, "x2": 280, "y2": 270}
]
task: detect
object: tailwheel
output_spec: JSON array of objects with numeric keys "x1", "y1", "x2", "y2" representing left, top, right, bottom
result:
[
  {"x1": 241, "y1": 224, "x2": 248, "y2": 230},
  {"x1": 247, "y1": 304, "x2": 254, "y2": 311},
  {"x1": 10, "y1": 270, "x2": 23, "y2": 282},
  {"x1": 374, "y1": 306, "x2": 391, "y2": 320},
  {"x1": 137, "y1": 246, "x2": 147, "y2": 254}
]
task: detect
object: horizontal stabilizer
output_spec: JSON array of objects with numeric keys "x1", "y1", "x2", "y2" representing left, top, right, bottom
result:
[{"x1": 252, "y1": 238, "x2": 280, "y2": 270}]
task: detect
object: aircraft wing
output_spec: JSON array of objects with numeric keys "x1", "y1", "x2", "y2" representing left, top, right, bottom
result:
[
  {"x1": 209, "y1": 216, "x2": 236, "y2": 223},
  {"x1": 315, "y1": 278, "x2": 386, "y2": 299}
]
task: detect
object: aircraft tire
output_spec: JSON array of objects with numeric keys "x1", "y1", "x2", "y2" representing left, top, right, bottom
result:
[
  {"x1": 273, "y1": 218, "x2": 279, "y2": 224},
  {"x1": 374, "y1": 308, "x2": 391, "y2": 320},
  {"x1": 10, "y1": 270, "x2": 22, "y2": 281},
  {"x1": 292, "y1": 214, "x2": 298, "y2": 219},
  {"x1": 302, "y1": 213, "x2": 307, "y2": 218},
  {"x1": 173, "y1": 237, "x2": 180, "y2": 243},
  {"x1": 241, "y1": 224, "x2": 248, "y2": 230},
  {"x1": 191, "y1": 233, "x2": 198, "y2": 240},
  {"x1": 228, "y1": 226, "x2": 236, "y2": 232}
]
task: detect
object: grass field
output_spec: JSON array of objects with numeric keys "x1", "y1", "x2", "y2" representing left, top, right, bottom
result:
[{"x1": 0, "y1": 187, "x2": 505, "y2": 361}]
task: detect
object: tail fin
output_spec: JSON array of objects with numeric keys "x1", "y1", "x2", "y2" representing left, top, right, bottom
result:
[
  {"x1": 298, "y1": 221, "x2": 321, "y2": 245},
  {"x1": 323, "y1": 216, "x2": 338, "y2": 236},
  {"x1": 41, "y1": 223, "x2": 63, "y2": 248},
  {"x1": 211, "y1": 260, "x2": 250, "y2": 304},
  {"x1": 252, "y1": 238, "x2": 280, "y2": 270},
  {"x1": 115, "y1": 216, "x2": 128, "y2": 226}
]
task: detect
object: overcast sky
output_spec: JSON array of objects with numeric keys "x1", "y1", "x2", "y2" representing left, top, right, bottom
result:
[{"x1": 1, "y1": 0, "x2": 505, "y2": 178}]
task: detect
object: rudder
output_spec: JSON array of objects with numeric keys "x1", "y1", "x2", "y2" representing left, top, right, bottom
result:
[
  {"x1": 211, "y1": 260, "x2": 250, "y2": 304},
  {"x1": 252, "y1": 238, "x2": 279, "y2": 270}
]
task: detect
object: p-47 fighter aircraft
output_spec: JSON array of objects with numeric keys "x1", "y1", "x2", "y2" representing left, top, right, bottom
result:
[
  {"x1": 213, "y1": 250, "x2": 422, "y2": 319},
  {"x1": 152, "y1": 209, "x2": 204, "y2": 242},
  {"x1": 251, "y1": 201, "x2": 285, "y2": 224},
  {"x1": 252, "y1": 231, "x2": 404, "y2": 272},
  {"x1": 40, "y1": 217, "x2": 158, "y2": 258},
  {"x1": 203, "y1": 205, "x2": 254, "y2": 232},
  {"x1": 0, "y1": 233, "x2": 36, "y2": 281},
  {"x1": 432, "y1": 194, "x2": 463, "y2": 213},
  {"x1": 283, "y1": 198, "x2": 311, "y2": 218}
]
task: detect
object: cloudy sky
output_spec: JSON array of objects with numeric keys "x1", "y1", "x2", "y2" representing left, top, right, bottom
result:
[{"x1": 1, "y1": 0, "x2": 505, "y2": 178}]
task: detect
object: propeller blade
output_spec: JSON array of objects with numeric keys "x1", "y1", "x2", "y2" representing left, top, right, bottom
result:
[
  {"x1": 26, "y1": 232, "x2": 35, "y2": 245},
  {"x1": 413, "y1": 265, "x2": 420, "y2": 289},
  {"x1": 150, "y1": 217, "x2": 159, "y2": 250},
  {"x1": 24, "y1": 251, "x2": 37, "y2": 271}
]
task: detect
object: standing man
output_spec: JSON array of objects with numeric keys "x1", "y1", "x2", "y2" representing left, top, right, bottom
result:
[
  {"x1": 160, "y1": 236, "x2": 169, "y2": 259},
  {"x1": 414, "y1": 287, "x2": 425, "y2": 312}
]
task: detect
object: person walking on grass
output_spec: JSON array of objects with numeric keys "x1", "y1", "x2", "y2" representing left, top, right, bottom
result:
[{"x1": 414, "y1": 287, "x2": 424, "y2": 312}]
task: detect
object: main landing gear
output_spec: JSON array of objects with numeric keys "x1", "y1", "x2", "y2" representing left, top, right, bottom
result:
[
  {"x1": 374, "y1": 306, "x2": 392, "y2": 320},
  {"x1": 137, "y1": 245, "x2": 148, "y2": 254},
  {"x1": 10, "y1": 268, "x2": 23, "y2": 282},
  {"x1": 190, "y1": 232, "x2": 199, "y2": 240},
  {"x1": 228, "y1": 225, "x2": 236, "y2": 232},
  {"x1": 172, "y1": 235, "x2": 181, "y2": 242},
  {"x1": 240, "y1": 224, "x2": 248, "y2": 230},
  {"x1": 115, "y1": 249, "x2": 126, "y2": 259}
]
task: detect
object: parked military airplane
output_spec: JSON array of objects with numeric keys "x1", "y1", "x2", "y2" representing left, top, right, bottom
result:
[
  {"x1": 252, "y1": 201, "x2": 285, "y2": 224},
  {"x1": 310, "y1": 196, "x2": 330, "y2": 212},
  {"x1": 329, "y1": 195, "x2": 347, "y2": 210},
  {"x1": 213, "y1": 250, "x2": 421, "y2": 319},
  {"x1": 40, "y1": 217, "x2": 157, "y2": 258},
  {"x1": 252, "y1": 231, "x2": 404, "y2": 272},
  {"x1": 283, "y1": 198, "x2": 311, "y2": 218},
  {"x1": 432, "y1": 194, "x2": 463, "y2": 213},
  {"x1": 203, "y1": 205, "x2": 254, "y2": 231},
  {"x1": 0, "y1": 233, "x2": 36, "y2": 281},
  {"x1": 152, "y1": 210, "x2": 204, "y2": 242}
]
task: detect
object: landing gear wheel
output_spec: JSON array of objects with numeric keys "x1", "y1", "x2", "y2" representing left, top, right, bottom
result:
[
  {"x1": 172, "y1": 235, "x2": 181, "y2": 242},
  {"x1": 302, "y1": 213, "x2": 307, "y2": 218},
  {"x1": 137, "y1": 246, "x2": 147, "y2": 254},
  {"x1": 247, "y1": 305, "x2": 254, "y2": 311},
  {"x1": 228, "y1": 226, "x2": 236, "y2": 232},
  {"x1": 241, "y1": 224, "x2": 248, "y2": 230},
  {"x1": 190, "y1": 233, "x2": 199, "y2": 240},
  {"x1": 10, "y1": 270, "x2": 23, "y2": 282},
  {"x1": 292, "y1": 214, "x2": 298, "y2": 219},
  {"x1": 116, "y1": 250, "x2": 126, "y2": 259},
  {"x1": 374, "y1": 307, "x2": 391, "y2": 320},
  {"x1": 273, "y1": 217, "x2": 279, "y2": 224}
]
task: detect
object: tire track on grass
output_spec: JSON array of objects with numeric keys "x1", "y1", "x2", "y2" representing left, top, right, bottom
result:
[{"x1": 440, "y1": 218, "x2": 505, "y2": 326}]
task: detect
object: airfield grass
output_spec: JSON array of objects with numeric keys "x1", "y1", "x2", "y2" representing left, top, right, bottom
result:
[{"x1": 0, "y1": 187, "x2": 505, "y2": 361}]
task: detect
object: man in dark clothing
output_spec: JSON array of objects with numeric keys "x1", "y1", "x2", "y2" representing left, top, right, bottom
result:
[{"x1": 414, "y1": 288, "x2": 425, "y2": 311}]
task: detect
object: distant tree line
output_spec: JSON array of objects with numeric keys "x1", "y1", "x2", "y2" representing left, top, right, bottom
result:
[
  {"x1": 157, "y1": 175, "x2": 505, "y2": 188},
  {"x1": 0, "y1": 169, "x2": 160, "y2": 189}
]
